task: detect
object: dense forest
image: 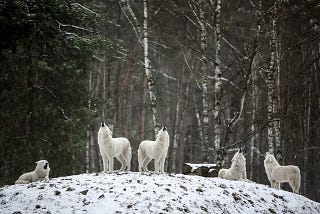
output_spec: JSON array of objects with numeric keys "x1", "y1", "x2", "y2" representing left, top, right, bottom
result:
[{"x1": 1, "y1": 0, "x2": 319, "y2": 202}]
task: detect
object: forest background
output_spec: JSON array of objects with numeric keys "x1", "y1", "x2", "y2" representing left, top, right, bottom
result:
[{"x1": 1, "y1": 0, "x2": 319, "y2": 202}]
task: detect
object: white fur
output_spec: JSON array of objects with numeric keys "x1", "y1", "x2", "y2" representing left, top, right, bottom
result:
[
  {"x1": 138, "y1": 127, "x2": 169, "y2": 173},
  {"x1": 15, "y1": 160, "x2": 50, "y2": 184},
  {"x1": 218, "y1": 150, "x2": 250, "y2": 182},
  {"x1": 98, "y1": 123, "x2": 132, "y2": 173},
  {"x1": 264, "y1": 152, "x2": 300, "y2": 194}
]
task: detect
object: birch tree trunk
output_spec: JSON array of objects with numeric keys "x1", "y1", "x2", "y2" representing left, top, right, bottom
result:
[
  {"x1": 250, "y1": 0, "x2": 262, "y2": 180},
  {"x1": 213, "y1": 0, "x2": 222, "y2": 167},
  {"x1": 267, "y1": 1, "x2": 281, "y2": 160},
  {"x1": 140, "y1": 76, "x2": 147, "y2": 140},
  {"x1": 250, "y1": 69, "x2": 258, "y2": 179},
  {"x1": 143, "y1": 0, "x2": 160, "y2": 136},
  {"x1": 199, "y1": 0, "x2": 210, "y2": 163}
]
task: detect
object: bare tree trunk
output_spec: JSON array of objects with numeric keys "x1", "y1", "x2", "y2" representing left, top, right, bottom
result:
[
  {"x1": 143, "y1": 0, "x2": 160, "y2": 136},
  {"x1": 102, "y1": 58, "x2": 106, "y2": 120},
  {"x1": 199, "y1": 0, "x2": 210, "y2": 163},
  {"x1": 176, "y1": 78, "x2": 191, "y2": 172},
  {"x1": 213, "y1": 0, "x2": 222, "y2": 167},
  {"x1": 274, "y1": 10, "x2": 281, "y2": 160},
  {"x1": 172, "y1": 73, "x2": 181, "y2": 172},
  {"x1": 195, "y1": 101, "x2": 204, "y2": 162},
  {"x1": 172, "y1": 63, "x2": 191, "y2": 172},
  {"x1": 86, "y1": 67, "x2": 92, "y2": 173}
]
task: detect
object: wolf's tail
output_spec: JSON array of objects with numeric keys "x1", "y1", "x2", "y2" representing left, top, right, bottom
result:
[
  {"x1": 124, "y1": 142, "x2": 132, "y2": 171},
  {"x1": 292, "y1": 167, "x2": 301, "y2": 194},
  {"x1": 138, "y1": 145, "x2": 144, "y2": 172},
  {"x1": 218, "y1": 169, "x2": 226, "y2": 179}
]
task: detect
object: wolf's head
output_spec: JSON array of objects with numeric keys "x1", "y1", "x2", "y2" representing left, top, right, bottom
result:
[
  {"x1": 35, "y1": 160, "x2": 50, "y2": 174},
  {"x1": 264, "y1": 152, "x2": 278, "y2": 165},
  {"x1": 231, "y1": 150, "x2": 246, "y2": 166},
  {"x1": 156, "y1": 126, "x2": 169, "y2": 144},
  {"x1": 98, "y1": 122, "x2": 112, "y2": 137}
]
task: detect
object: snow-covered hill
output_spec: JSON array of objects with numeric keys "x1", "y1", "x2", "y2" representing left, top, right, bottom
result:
[{"x1": 0, "y1": 173, "x2": 319, "y2": 213}]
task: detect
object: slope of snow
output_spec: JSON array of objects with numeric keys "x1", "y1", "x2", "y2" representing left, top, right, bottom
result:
[{"x1": 0, "y1": 173, "x2": 319, "y2": 213}]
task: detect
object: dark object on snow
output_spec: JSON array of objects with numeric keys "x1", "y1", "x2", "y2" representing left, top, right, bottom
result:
[
  {"x1": 182, "y1": 163, "x2": 218, "y2": 177},
  {"x1": 80, "y1": 189, "x2": 89, "y2": 195}
]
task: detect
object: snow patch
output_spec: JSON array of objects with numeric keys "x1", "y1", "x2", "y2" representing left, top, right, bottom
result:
[{"x1": 0, "y1": 173, "x2": 319, "y2": 213}]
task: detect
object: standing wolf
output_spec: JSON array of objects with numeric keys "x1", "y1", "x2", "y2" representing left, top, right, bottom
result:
[
  {"x1": 218, "y1": 149, "x2": 250, "y2": 181},
  {"x1": 264, "y1": 152, "x2": 300, "y2": 194},
  {"x1": 98, "y1": 122, "x2": 132, "y2": 173},
  {"x1": 15, "y1": 160, "x2": 50, "y2": 184},
  {"x1": 138, "y1": 126, "x2": 169, "y2": 173}
]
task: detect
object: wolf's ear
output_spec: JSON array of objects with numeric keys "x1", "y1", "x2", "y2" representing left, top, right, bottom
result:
[
  {"x1": 239, "y1": 148, "x2": 243, "y2": 153},
  {"x1": 107, "y1": 127, "x2": 112, "y2": 136},
  {"x1": 266, "y1": 156, "x2": 273, "y2": 163}
]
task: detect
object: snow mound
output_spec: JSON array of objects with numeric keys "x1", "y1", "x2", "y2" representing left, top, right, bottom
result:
[{"x1": 1, "y1": 173, "x2": 319, "y2": 213}]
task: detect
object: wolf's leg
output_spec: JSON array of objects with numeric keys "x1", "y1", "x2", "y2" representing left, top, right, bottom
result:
[
  {"x1": 154, "y1": 159, "x2": 160, "y2": 173},
  {"x1": 125, "y1": 146, "x2": 132, "y2": 171},
  {"x1": 270, "y1": 180, "x2": 276, "y2": 189},
  {"x1": 140, "y1": 156, "x2": 147, "y2": 172},
  {"x1": 119, "y1": 153, "x2": 131, "y2": 171},
  {"x1": 242, "y1": 169, "x2": 248, "y2": 180},
  {"x1": 116, "y1": 156, "x2": 126, "y2": 171},
  {"x1": 143, "y1": 157, "x2": 152, "y2": 172},
  {"x1": 276, "y1": 182, "x2": 281, "y2": 190},
  {"x1": 138, "y1": 149, "x2": 143, "y2": 172},
  {"x1": 108, "y1": 157, "x2": 114, "y2": 173},
  {"x1": 102, "y1": 155, "x2": 109, "y2": 172},
  {"x1": 289, "y1": 180, "x2": 299, "y2": 194},
  {"x1": 15, "y1": 180, "x2": 30, "y2": 184},
  {"x1": 289, "y1": 171, "x2": 300, "y2": 194},
  {"x1": 159, "y1": 155, "x2": 166, "y2": 173}
]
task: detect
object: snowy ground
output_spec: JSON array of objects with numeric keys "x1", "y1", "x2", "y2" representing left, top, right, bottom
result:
[{"x1": 1, "y1": 173, "x2": 319, "y2": 214}]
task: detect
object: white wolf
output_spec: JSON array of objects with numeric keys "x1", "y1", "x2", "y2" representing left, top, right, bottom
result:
[
  {"x1": 15, "y1": 160, "x2": 50, "y2": 184},
  {"x1": 264, "y1": 152, "x2": 300, "y2": 194},
  {"x1": 218, "y1": 149, "x2": 250, "y2": 181},
  {"x1": 138, "y1": 126, "x2": 169, "y2": 173},
  {"x1": 98, "y1": 122, "x2": 132, "y2": 173}
]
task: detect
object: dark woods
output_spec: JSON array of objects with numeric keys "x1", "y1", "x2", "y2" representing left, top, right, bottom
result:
[{"x1": 0, "y1": 0, "x2": 319, "y2": 202}]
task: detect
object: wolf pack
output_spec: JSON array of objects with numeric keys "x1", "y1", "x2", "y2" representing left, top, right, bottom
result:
[{"x1": 15, "y1": 122, "x2": 301, "y2": 195}]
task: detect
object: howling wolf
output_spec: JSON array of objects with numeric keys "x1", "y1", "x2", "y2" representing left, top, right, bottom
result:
[
  {"x1": 138, "y1": 126, "x2": 169, "y2": 173},
  {"x1": 264, "y1": 152, "x2": 300, "y2": 194},
  {"x1": 15, "y1": 160, "x2": 50, "y2": 184},
  {"x1": 98, "y1": 122, "x2": 132, "y2": 173},
  {"x1": 218, "y1": 149, "x2": 250, "y2": 181}
]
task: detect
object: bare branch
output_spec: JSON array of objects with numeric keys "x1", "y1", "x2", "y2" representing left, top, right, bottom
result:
[
  {"x1": 56, "y1": 21, "x2": 93, "y2": 33},
  {"x1": 182, "y1": 49, "x2": 202, "y2": 90},
  {"x1": 118, "y1": 0, "x2": 143, "y2": 45},
  {"x1": 71, "y1": 3, "x2": 98, "y2": 16}
]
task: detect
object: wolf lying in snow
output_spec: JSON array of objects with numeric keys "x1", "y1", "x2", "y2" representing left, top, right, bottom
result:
[
  {"x1": 264, "y1": 152, "x2": 300, "y2": 194},
  {"x1": 138, "y1": 126, "x2": 169, "y2": 173},
  {"x1": 218, "y1": 149, "x2": 250, "y2": 182},
  {"x1": 15, "y1": 160, "x2": 50, "y2": 184},
  {"x1": 98, "y1": 122, "x2": 132, "y2": 173}
]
